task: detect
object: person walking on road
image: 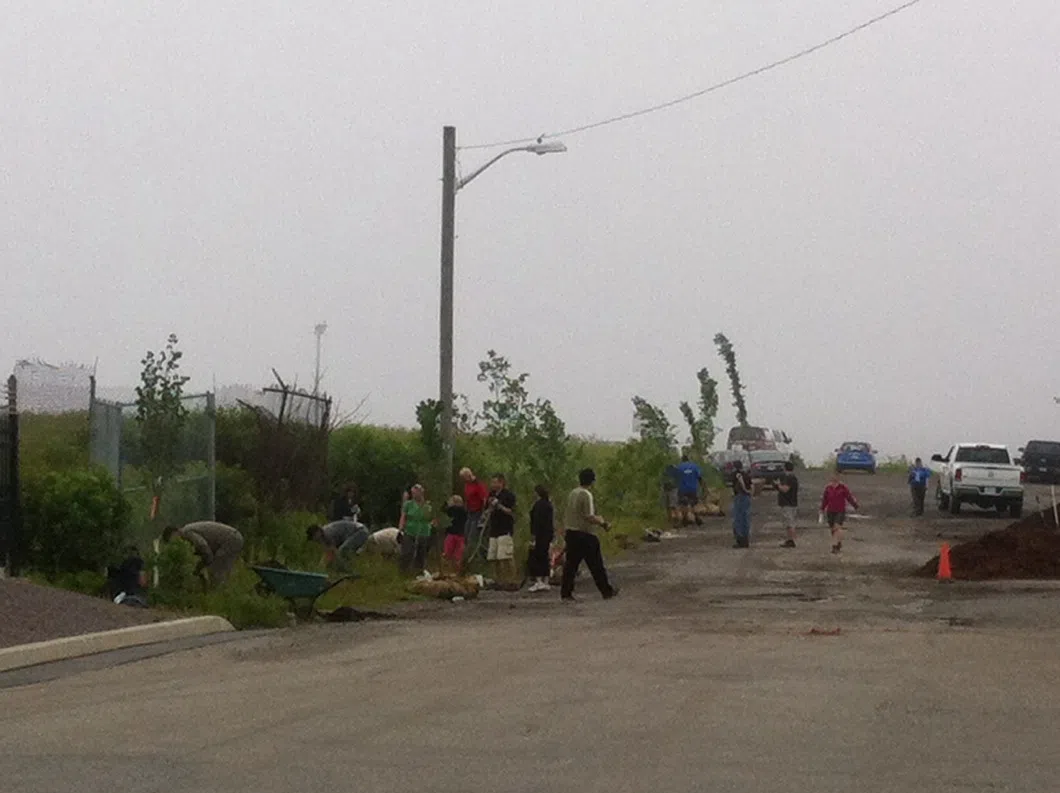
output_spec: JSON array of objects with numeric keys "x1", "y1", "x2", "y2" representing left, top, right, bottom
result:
[
  {"x1": 731, "y1": 460, "x2": 753, "y2": 548},
  {"x1": 908, "y1": 457, "x2": 932, "y2": 516},
  {"x1": 527, "y1": 484, "x2": 555, "y2": 592},
  {"x1": 776, "y1": 461, "x2": 799, "y2": 548},
  {"x1": 561, "y1": 468, "x2": 618, "y2": 601},
  {"x1": 820, "y1": 473, "x2": 860, "y2": 554},
  {"x1": 460, "y1": 467, "x2": 490, "y2": 561},
  {"x1": 674, "y1": 454, "x2": 703, "y2": 526},
  {"x1": 162, "y1": 521, "x2": 245, "y2": 587}
]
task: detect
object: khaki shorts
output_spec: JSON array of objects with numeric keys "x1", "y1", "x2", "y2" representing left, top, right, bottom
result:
[
  {"x1": 780, "y1": 506, "x2": 798, "y2": 529},
  {"x1": 487, "y1": 535, "x2": 515, "y2": 561}
]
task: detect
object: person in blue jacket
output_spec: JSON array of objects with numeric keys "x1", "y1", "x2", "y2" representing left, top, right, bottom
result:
[
  {"x1": 674, "y1": 454, "x2": 703, "y2": 526},
  {"x1": 908, "y1": 457, "x2": 932, "y2": 516}
]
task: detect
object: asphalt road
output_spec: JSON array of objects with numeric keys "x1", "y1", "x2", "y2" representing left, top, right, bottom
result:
[{"x1": 2, "y1": 472, "x2": 1059, "y2": 793}]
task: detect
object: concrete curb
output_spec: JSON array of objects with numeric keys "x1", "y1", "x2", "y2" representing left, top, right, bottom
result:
[{"x1": 0, "y1": 616, "x2": 235, "y2": 673}]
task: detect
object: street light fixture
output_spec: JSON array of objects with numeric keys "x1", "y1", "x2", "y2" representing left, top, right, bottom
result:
[{"x1": 438, "y1": 127, "x2": 567, "y2": 489}]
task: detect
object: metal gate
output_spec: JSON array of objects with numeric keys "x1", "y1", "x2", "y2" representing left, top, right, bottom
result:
[{"x1": 1, "y1": 375, "x2": 21, "y2": 576}]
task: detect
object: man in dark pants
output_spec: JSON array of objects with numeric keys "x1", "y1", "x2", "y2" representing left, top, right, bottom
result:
[
  {"x1": 561, "y1": 468, "x2": 618, "y2": 601},
  {"x1": 908, "y1": 457, "x2": 932, "y2": 516}
]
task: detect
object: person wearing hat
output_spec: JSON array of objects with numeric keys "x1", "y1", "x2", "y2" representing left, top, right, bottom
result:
[{"x1": 560, "y1": 468, "x2": 618, "y2": 601}]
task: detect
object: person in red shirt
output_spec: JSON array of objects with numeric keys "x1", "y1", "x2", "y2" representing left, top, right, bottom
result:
[
  {"x1": 820, "y1": 472, "x2": 860, "y2": 554},
  {"x1": 460, "y1": 467, "x2": 490, "y2": 561}
]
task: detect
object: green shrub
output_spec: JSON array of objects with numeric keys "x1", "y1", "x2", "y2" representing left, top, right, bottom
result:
[
  {"x1": 151, "y1": 537, "x2": 202, "y2": 606},
  {"x1": 329, "y1": 425, "x2": 419, "y2": 526},
  {"x1": 200, "y1": 566, "x2": 290, "y2": 629},
  {"x1": 215, "y1": 462, "x2": 259, "y2": 527},
  {"x1": 598, "y1": 438, "x2": 675, "y2": 519},
  {"x1": 247, "y1": 509, "x2": 328, "y2": 571},
  {"x1": 22, "y1": 467, "x2": 130, "y2": 576},
  {"x1": 27, "y1": 569, "x2": 109, "y2": 597}
]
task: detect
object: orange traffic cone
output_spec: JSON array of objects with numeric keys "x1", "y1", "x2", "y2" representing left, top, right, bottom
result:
[{"x1": 937, "y1": 543, "x2": 952, "y2": 581}]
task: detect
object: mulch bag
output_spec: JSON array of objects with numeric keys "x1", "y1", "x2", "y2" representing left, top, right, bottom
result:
[{"x1": 407, "y1": 576, "x2": 481, "y2": 600}]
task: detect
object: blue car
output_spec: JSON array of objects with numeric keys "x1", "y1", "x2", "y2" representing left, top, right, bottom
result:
[{"x1": 835, "y1": 441, "x2": 877, "y2": 474}]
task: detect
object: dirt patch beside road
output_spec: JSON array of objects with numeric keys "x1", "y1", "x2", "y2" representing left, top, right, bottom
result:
[{"x1": 0, "y1": 579, "x2": 167, "y2": 648}]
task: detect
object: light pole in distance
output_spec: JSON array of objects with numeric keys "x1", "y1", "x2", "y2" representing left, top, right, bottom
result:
[{"x1": 438, "y1": 127, "x2": 567, "y2": 489}]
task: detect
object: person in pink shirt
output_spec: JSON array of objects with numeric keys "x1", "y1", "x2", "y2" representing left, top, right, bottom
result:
[{"x1": 820, "y1": 472, "x2": 860, "y2": 554}]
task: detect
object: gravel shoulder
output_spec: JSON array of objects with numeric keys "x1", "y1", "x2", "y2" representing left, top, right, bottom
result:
[{"x1": 0, "y1": 579, "x2": 168, "y2": 649}]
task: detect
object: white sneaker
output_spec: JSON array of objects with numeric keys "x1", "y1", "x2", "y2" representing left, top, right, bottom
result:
[{"x1": 529, "y1": 581, "x2": 551, "y2": 593}]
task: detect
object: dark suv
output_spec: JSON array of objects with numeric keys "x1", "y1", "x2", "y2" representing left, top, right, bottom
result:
[{"x1": 1019, "y1": 440, "x2": 1060, "y2": 484}]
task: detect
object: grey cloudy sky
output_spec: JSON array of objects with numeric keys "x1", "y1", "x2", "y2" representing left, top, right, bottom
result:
[{"x1": 3, "y1": 0, "x2": 1058, "y2": 462}]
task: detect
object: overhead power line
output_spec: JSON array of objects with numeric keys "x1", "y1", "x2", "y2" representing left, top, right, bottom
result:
[{"x1": 460, "y1": 0, "x2": 924, "y2": 150}]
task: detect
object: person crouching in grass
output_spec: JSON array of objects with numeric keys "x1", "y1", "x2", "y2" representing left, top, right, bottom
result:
[{"x1": 442, "y1": 494, "x2": 468, "y2": 576}]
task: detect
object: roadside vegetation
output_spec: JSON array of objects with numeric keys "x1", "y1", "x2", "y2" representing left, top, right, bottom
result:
[{"x1": 17, "y1": 338, "x2": 742, "y2": 628}]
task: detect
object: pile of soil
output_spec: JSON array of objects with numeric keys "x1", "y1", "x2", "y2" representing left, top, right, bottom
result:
[
  {"x1": 0, "y1": 579, "x2": 165, "y2": 648},
  {"x1": 920, "y1": 509, "x2": 1060, "y2": 580}
]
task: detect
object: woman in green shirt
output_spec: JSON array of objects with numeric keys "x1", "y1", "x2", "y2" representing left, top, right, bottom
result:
[{"x1": 398, "y1": 484, "x2": 434, "y2": 574}]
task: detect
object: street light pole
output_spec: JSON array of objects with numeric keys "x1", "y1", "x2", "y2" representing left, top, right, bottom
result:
[
  {"x1": 437, "y1": 127, "x2": 567, "y2": 491},
  {"x1": 439, "y1": 126, "x2": 457, "y2": 491}
]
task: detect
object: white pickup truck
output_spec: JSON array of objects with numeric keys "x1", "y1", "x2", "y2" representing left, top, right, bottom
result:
[{"x1": 931, "y1": 443, "x2": 1025, "y2": 517}]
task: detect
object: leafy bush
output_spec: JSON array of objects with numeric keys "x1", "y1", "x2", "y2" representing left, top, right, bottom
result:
[
  {"x1": 247, "y1": 509, "x2": 328, "y2": 571},
  {"x1": 329, "y1": 425, "x2": 419, "y2": 526},
  {"x1": 22, "y1": 468, "x2": 130, "y2": 576},
  {"x1": 200, "y1": 566, "x2": 289, "y2": 629},
  {"x1": 151, "y1": 536, "x2": 203, "y2": 606},
  {"x1": 27, "y1": 569, "x2": 108, "y2": 597},
  {"x1": 149, "y1": 546, "x2": 288, "y2": 628},
  {"x1": 215, "y1": 462, "x2": 259, "y2": 527},
  {"x1": 599, "y1": 438, "x2": 677, "y2": 519}
]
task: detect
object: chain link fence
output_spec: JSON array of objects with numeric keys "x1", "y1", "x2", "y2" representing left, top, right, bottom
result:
[{"x1": 90, "y1": 391, "x2": 216, "y2": 551}]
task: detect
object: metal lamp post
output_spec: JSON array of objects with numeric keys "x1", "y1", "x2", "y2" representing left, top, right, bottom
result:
[{"x1": 438, "y1": 127, "x2": 567, "y2": 489}]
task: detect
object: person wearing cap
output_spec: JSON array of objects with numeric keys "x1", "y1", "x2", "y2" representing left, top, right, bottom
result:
[{"x1": 560, "y1": 468, "x2": 618, "y2": 601}]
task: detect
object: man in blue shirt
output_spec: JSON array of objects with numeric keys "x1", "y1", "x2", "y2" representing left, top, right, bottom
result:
[
  {"x1": 908, "y1": 457, "x2": 932, "y2": 516},
  {"x1": 674, "y1": 454, "x2": 703, "y2": 526}
]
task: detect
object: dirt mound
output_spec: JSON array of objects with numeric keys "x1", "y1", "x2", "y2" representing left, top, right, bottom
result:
[
  {"x1": 920, "y1": 510, "x2": 1060, "y2": 580},
  {"x1": 0, "y1": 579, "x2": 165, "y2": 649}
]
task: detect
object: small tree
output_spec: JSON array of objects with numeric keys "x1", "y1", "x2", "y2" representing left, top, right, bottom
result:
[
  {"x1": 713, "y1": 332, "x2": 749, "y2": 426},
  {"x1": 632, "y1": 396, "x2": 677, "y2": 453},
  {"x1": 679, "y1": 367, "x2": 720, "y2": 459},
  {"x1": 476, "y1": 350, "x2": 569, "y2": 486},
  {"x1": 135, "y1": 333, "x2": 190, "y2": 502}
]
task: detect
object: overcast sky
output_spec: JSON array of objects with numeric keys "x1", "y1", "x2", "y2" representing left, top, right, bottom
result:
[{"x1": 3, "y1": 0, "x2": 1058, "y2": 463}]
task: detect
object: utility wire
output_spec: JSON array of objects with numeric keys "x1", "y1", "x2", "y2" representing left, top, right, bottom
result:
[{"x1": 459, "y1": 0, "x2": 924, "y2": 150}]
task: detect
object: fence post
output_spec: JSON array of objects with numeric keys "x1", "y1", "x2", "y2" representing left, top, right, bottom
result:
[
  {"x1": 206, "y1": 391, "x2": 216, "y2": 520},
  {"x1": 7, "y1": 375, "x2": 22, "y2": 577}
]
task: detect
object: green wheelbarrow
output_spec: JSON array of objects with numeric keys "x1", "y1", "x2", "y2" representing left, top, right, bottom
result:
[{"x1": 250, "y1": 566, "x2": 359, "y2": 620}]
